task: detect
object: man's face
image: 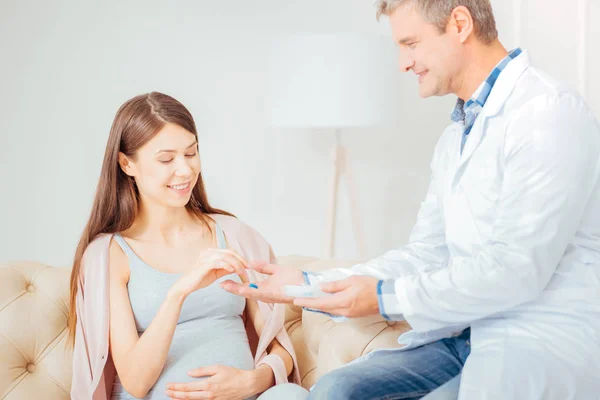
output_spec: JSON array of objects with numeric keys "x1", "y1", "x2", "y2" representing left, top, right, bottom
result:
[{"x1": 389, "y1": 5, "x2": 463, "y2": 98}]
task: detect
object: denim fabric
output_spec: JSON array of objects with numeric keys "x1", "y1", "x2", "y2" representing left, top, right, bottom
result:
[{"x1": 308, "y1": 329, "x2": 470, "y2": 400}]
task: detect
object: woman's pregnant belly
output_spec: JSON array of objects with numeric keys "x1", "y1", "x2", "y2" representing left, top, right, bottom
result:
[{"x1": 112, "y1": 316, "x2": 255, "y2": 399}]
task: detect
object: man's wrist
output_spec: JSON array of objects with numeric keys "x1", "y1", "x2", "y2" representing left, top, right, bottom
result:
[
  {"x1": 377, "y1": 279, "x2": 407, "y2": 321},
  {"x1": 378, "y1": 279, "x2": 392, "y2": 320}
]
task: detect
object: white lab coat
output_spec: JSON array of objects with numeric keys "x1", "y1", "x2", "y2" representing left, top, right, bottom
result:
[{"x1": 308, "y1": 50, "x2": 600, "y2": 399}]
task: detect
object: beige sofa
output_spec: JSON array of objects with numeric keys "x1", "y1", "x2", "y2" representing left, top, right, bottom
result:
[{"x1": 0, "y1": 256, "x2": 410, "y2": 399}]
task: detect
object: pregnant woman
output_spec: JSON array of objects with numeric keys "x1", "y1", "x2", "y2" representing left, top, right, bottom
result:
[{"x1": 68, "y1": 92, "x2": 309, "y2": 400}]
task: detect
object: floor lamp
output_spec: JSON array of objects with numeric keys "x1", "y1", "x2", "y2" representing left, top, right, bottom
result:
[{"x1": 268, "y1": 34, "x2": 398, "y2": 260}]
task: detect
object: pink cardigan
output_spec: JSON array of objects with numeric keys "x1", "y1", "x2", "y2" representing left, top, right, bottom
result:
[{"x1": 71, "y1": 214, "x2": 301, "y2": 400}]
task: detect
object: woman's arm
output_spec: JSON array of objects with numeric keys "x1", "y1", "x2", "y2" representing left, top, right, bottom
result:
[
  {"x1": 108, "y1": 239, "x2": 185, "y2": 398},
  {"x1": 244, "y1": 298, "x2": 294, "y2": 394}
]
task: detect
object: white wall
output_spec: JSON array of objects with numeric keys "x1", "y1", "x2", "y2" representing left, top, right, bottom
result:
[{"x1": 1, "y1": 0, "x2": 598, "y2": 267}]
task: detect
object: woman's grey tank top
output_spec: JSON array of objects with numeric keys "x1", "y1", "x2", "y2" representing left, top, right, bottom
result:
[{"x1": 111, "y1": 223, "x2": 256, "y2": 400}]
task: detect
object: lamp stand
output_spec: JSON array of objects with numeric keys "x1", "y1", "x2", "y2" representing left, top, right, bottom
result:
[{"x1": 323, "y1": 129, "x2": 367, "y2": 260}]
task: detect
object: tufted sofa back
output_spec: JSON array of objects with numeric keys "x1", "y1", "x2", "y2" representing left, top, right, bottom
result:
[
  {"x1": 0, "y1": 258, "x2": 408, "y2": 398},
  {"x1": 0, "y1": 262, "x2": 72, "y2": 399}
]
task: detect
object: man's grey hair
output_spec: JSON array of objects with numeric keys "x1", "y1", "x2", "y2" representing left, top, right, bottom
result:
[{"x1": 375, "y1": 0, "x2": 498, "y2": 44}]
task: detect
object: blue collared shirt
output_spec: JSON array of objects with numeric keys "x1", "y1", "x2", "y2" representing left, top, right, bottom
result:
[{"x1": 452, "y1": 48, "x2": 522, "y2": 154}]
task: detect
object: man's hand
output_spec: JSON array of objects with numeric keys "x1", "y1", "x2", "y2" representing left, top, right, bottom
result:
[
  {"x1": 220, "y1": 261, "x2": 303, "y2": 304},
  {"x1": 293, "y1": 276, "x2": 381, "y2": 318}
]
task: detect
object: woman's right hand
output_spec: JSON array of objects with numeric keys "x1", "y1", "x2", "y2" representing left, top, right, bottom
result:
[{"x1": 169, "y1": 249, "x2": 249, "y2": 300}]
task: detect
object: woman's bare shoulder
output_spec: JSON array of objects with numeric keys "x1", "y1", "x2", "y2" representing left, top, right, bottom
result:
[{"x1": 108, "y1": 236, "x2": 130, "y2": 283}]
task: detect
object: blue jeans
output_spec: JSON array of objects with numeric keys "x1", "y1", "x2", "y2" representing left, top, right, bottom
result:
[{"x1": 308, "y1": 328, "x2": 470, "y2": 400}]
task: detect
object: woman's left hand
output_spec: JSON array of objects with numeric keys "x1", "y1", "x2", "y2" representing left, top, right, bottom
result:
[{"x1": 165, "y1": 364, "x2": 265, "y2": 400}]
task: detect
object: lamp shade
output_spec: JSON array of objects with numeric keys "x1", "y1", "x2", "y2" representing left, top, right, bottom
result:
[{"x1": 267, "y1": 34, "x2": 400, "y2": 129}]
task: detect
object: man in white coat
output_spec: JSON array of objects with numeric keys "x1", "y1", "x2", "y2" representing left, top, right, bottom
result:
[{"x1": 223, "y1": 0, "x2": 600, "y2": 398}]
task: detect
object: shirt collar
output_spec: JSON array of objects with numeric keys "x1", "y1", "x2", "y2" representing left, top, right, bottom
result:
[{"x1": 450, "y1": 48, "x2": 522, "y2": 123}]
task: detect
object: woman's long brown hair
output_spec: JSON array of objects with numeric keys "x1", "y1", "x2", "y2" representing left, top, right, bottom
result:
[{"x1": 67, "y1": 92, "x2": 233, "y2": 346}]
